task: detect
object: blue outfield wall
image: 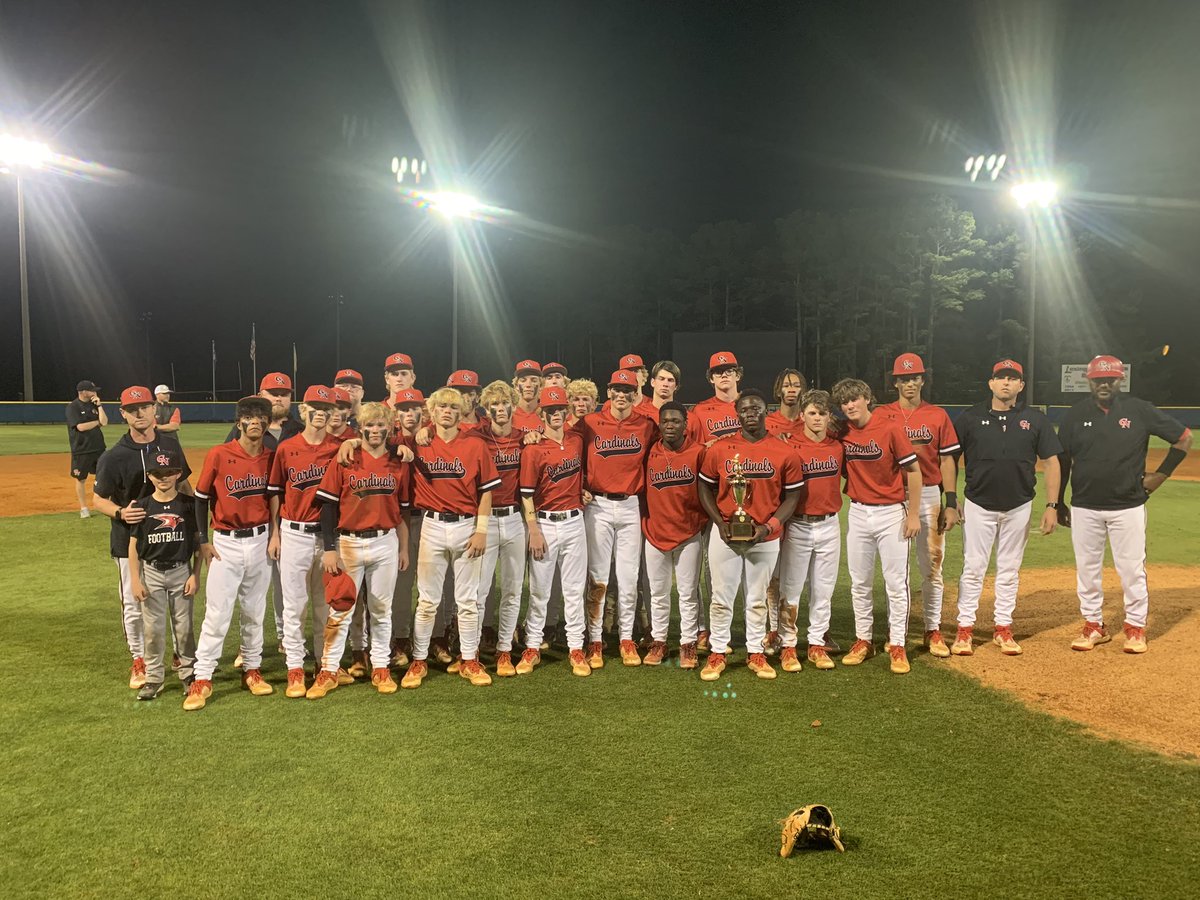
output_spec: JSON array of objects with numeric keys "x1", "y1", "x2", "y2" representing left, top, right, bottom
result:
[{"x1": 3, "y1": 401, "x2": 1199, "y2": 429}]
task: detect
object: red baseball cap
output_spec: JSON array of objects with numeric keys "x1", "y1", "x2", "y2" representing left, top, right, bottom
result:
[
  {"x1": 119, "y1": 386, "x2": 153, "y2": 408},
  {"x1": 384, "y1": 352, "x2": 413, "y2": 371},
  {"x1": 260, "y1": 372, "x2": 292, "y2": 392},
  {"x1": 539, "y1": 386, "x2": 568, "y2": 409},
  {"x1": 619, "y1": 353, "x2": 644, "y2": 370},
  {"x1": 323, "y1": 570, "x2": 357, "y2": 613},
  {"x1": 331, "y1": 387, "x2": 352, "y2": 407},
  {"x1": 514, "y1": 359, "x2": 542, "y2": 377},
  {"x1": 542, "y1": 361, "x2": 568, "y2": 377},
  {"x1": 333, "y1": 368, "x2": 363, "y2": 385},
  {"x1": 992, "y1": 359, "x2": 1024, "y2": 378},
  {"x1": 303, "y1": 385, "x2": 335, "y2": 406},
  {"x1": 447, "y1": 369, "x2": 479, "y2": 389},
  {"x1": 392, "y1": 388, "x2": 425, "y2": 407},
  {"x1": 892, "y1": 353, "x2": 925, "y2": 376},
  {"x1": 1086, "y1": 355, "x2": 1125, "y2": 379},
  {"x1": 708, "y1": 351, "x2": 738, "y2": 371},
  {"x1": 609, "y1": 370, "x2": 639, "y2": 389}
]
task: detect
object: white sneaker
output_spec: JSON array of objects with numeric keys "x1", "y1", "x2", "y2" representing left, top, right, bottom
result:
[{"x1": 80, "y1": 508, "x2": 90, "y2": 518}]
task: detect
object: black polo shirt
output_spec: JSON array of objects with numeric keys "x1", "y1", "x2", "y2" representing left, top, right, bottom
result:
[
  {"x1": 953, "y1": 401, "x2": 1061, "y2": 512},
  {"x1": 66, "y1": 399, "x2": 106, "y2": 455},
  {"x1": 131, "y1": 494, "x2": 198, "y2": 565},
  {"x1": 1059, "y1": 393, "x2": 1187, "y2": 511},
  {"x1": 224, "y1": 416, "x2": 303, "y2": 450},
  {"x1": 95, "y1": 431, "x2": 192, "y2": 557}
]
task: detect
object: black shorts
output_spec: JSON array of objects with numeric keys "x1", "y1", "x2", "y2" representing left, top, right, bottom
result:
[{"x1": 70, "y1": 453, "x2": 100, "y2": 480}]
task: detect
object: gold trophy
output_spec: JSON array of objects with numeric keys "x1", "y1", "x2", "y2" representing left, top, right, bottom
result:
[{"x1": 727, "y1": 454, "x2": 756, "y2": 541}]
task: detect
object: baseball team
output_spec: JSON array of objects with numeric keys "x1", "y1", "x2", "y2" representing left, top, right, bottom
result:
[{"x1": 77, "y1": 349, "x2": 1191, "y2": 708}]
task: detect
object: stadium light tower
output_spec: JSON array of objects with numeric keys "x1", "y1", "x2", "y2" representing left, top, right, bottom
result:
[
  {"x1": 1011, "y1": 178, "x2": 1060, "y2": 406},
  {"x1": 1, "y1": 134, "x2": 52, "y2": 401}
]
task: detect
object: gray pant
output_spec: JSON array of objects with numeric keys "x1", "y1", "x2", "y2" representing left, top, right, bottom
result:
[{"x1": 140, "y1": 563, "x2": 196, "y2": 684}]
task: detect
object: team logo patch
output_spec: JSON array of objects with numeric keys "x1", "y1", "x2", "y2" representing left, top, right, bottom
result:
[
  {"x1": 716, "y1": 354, "x2": 728, "y2": 364},
  {"x1": 650, "y1": 462, "x2": 696, "y2": 490},
  {"x1": 151, "y1": 513, "x2": 184, "y2": 531},
  {"x1": 224, "y1": 473, "x2": 269, "y2": 499},
  {"x1": 347, "y1": 472, "x2": 397, "y2": 496},
  {"x1": 902, "y1": 359, "x2": 914, "y2": 370},
  {"x1": 723, "y1": 457, "x2": 777, "y2": 479},
  {"x1": 155, "y1": 453, "x2": 172, "y2": 466},
  {"x1": 128, "y1": 389, "x2": 145, "y2": 400},
  {"x1": 1019, "y1": 420, "x2": 1031, "y2": 430},
  {"x1": 546, "y1": 457, "x2": 581, "y2": 483},
  {"x1": 594, "y1": 435, "x2": 643, "y2": 458},
  {"x1": 1119, "y1": 417, "x2": 1131, "y2": 429}
]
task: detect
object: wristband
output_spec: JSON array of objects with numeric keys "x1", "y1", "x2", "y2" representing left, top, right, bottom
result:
[
  {"x1": 1046, "y1": 501, "x2": 1060, "y2": 510},
  {"x1": 1156, "y1": 446, "x2": 1186, "y2": 477},
  {"x1": 944, "y1": 491, "x2": 957, "y2": 510},
  {"x1": 115, "y1": 507, "x2": 123, "y2": 523},
  {"x1": 475, "y1": 514, "x2": 489, "y2": 535}
]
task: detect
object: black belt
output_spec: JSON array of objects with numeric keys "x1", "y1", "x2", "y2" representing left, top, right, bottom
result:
[
  {"x1": 286, "y1": 521, "x2": 321, "y2": 534},
  {"x1": 215, "y1": 524, "x2": 268, "y2": 538},
  {"x1": 424, "y1": 511, "x2": 473, "y2": 523},
  {"x1": 491, "y1": 505, "x2": 519, "y2": 517},
  {"x1": 792, "y1": 512, "x2": 837, "y2": 523},
  {"x1": 339, "y1": 528, "x2": 392, "y2": 538},
  {"x1": 538, "y1": 509, "x2": 581, "y2": 522},
  {"x1": 851, "y1": 500, "x2": 898, "y2": 508},
  {"x1": 594, "y1": 492, "x2": 630, "y2": 501},
  {"x1": 147, "y1": 560, "x2": 188, "y2": 572}
]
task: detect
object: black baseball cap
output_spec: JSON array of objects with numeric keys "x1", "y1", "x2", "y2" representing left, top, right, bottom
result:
[
  {"x1": 76, "y1": 380, "x2": 98, "y2": 392},
  {"x1": 146, "y1": 447, "x2": 184, "y2": 473}
]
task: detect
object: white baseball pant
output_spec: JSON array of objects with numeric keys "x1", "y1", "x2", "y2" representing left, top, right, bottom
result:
[
  {"x1": 707, "y1": 529, "x2": 780, "y2": 655},
  {"x1": 846, "y1": 502, "x2": 911, "y2": 647},
  {"x1": 321, "y1": 530, "x2": 398, "y2": 673},
  {"x1": 526, "y1": 513, "x2": 587, "y2": 651},
  {"x1": 269, "y1": 558, "x2": 283, "y2": 642},
  {"x1": 391, "y1": 514, "x2": 422, "y2": 640},
  {"x1": 193, "y1": 529, "x2": 271, "y2": 681},
  {"x1": 644, "y1": 533, "x2": 702, "y2": 645},
  {"x1": 478, "y1": 512, "x2": 527, "y2": 653},
  {"x1": 1070, "y1": 505, "x2": 1149, "y2": 628},
  {"x1": 278, "y1": 523, "x2": 330, "y2": 670},
  {"x1": 956, "y1": 498, "x2": 1032, "y2": 628},
  {"x1": 585, "y1": 495, "x2": 642, "y2": 641},
  {"x1": 114, "y1": 557, "x2": 145, "y2": 659},
  {"x1": 907, "y1": 483, "x2": 945, "y2": 631},
  {"x1": 780, "y1": 514, "x2": 842, "y2": 647},
  {"x1": 412, "y1": 517, "x2": 484, "y2": 661}
]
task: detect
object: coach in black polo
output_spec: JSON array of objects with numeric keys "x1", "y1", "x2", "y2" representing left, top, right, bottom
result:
[
  {"x1": 1057, "y1": 355, "x2": 1192, "y2": 654},
  {"x1": 950, "y1": 359, "x2": 1062, "y2": 656}
]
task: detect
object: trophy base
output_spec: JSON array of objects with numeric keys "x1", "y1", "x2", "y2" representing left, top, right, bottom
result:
[{"x1": 728, "y1": 515, "x2": 757, "y2": 542}]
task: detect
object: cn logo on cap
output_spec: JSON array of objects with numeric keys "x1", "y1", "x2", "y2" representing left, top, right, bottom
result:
[
  {"x1": 539, "y1": 387, "x2": 567, "y2": 407},
  {"x1": 708, "y1": 351, "x2": 739, "y2": 369},
  {"x1": 155, "y1": 453, "x2": 172, "y2": 466}
]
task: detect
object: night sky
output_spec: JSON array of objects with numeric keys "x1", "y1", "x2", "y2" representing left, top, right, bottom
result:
[{"x1": 1, "y1": 0, "x2": 1198, "y2": 401}]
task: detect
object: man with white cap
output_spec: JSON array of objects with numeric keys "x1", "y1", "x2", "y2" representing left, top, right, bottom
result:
[{"x1": 153, "y1": 385, "x2": 181, "y2": 434}]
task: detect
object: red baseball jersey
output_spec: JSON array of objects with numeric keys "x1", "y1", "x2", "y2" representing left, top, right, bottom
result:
[
  {"x1": 512, "y1": 407, "x2": 543, "y2": 437},
  {"x1": 686, "y1": 396, "x2": 740, "y2": 445},
  {"x1": 698, "y1": 434, "x2": 805, "y2": 540},
  {"x1": 642, "y1": 439, "x2": 707, "y2": 551},
  {"x1": 468, "y1": 428, "x2": 523, "y2": 507},
  {"x1": 411, "y1": 430, "x2": 502, "y2": 515},
  {"x1": 765, "y1": 410, "x2": 803, "y2": 437},
  {"x1": 635, "y1": 397, "x2": 660, "y2": 423},
  {"x1": 576, "y1": 408, "x2": 657, "y2": 495},
  {"x1": 785, "y1": 433, "x2": 844, "y2": 516},
  {"x1": 268, "y1": 434, "x2": 340, "y2": 522},
  {"x1": 195, "y1": 440, "x2": 274, "y2": 530},
  {"x1": 520, "y1": 431, "x2": 585, "y2": 512},
  {"x1": 840, "y1": 413, "x2": 918, "y2": 504},
  {"x1": 327, "y1": 425, "x2": 359, "y2": 444},
  {"x1": 316, "y1": 449, "x2": 409, "y2": 531},
  {"x1": 877, "y1": 402, "x2": 960, "y2": 486}
]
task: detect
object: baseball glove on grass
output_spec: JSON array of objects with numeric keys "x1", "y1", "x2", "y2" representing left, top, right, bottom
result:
[{"x1": 780, "y1": 804, "x2": 845, "y2": 856}]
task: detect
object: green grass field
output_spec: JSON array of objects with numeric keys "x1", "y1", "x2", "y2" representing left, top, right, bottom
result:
[{"x1": 2, "y1": 426, "x2": 1198, "y2": 898}]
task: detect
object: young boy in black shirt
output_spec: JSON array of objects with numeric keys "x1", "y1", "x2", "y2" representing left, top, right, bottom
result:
[{"x1": 128, "y1": 448, "x2": 199, "y2": 700}]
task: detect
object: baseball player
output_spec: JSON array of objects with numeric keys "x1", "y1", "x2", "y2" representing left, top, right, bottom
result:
[
  {"x1": 617, "y1": 353, "x2": 658, "y2": 419},
  {"x1": 952, "y1": 360, "x2": 1062, "y2": 656},
  {"x1": 1057, "y1": 355, "x2": 1192, "y2": 654},
  {"x1": 642, "y1": 402, "x2": 707, "y2": 668},
  {"x1": 225, "y1": 372, "x2": 302, "y2": 449},
  {"x1": 471, "y1": 380, "x2": 527, "y2": 676},
  {"x1": 448, "y1": 369, "x2": 486, "y2": 429},
  {"x1": 401, "y1": 387, "x2": 501, "y2": 688},
  {"x1": 184, "y1": 396, "x2": 276, "y2": 710},
  {"x1": 382, "y1": 352, "x2": 417, "y2": 406},
  {"x1": 267, "y1": 385, "x2": 353, "y2": 698},
  {"x1": 93, "y1": 385, "x2": 191, "y2": 689},
  {"x1": 877, "y1": 353, "x2": 961, "y2": 658},
  {"x1": 152, "y1": 385, "x2": 182, "y2": 434},
  {"x1": 518, "y1": 386, "x2": 591, "y2": 677},
  {"x1": 832, "y1": 378, "x2": 921, "y2": 675},
  {"x1": 511, "y1": 359, "x2": 544, "y2": 436},
  {"x1": 575, "y1": 370, "x2": 658, "y2": 666},
  {"x1": 542, "y1": 362, "x2": 569, "y2": 389},
  {"x1": 333, "y1": 369, "x2": 365, "y2": 422},
  {"x1": 686, "y1": 351, "x2": 743, "y2": 447},
  {"x1": 327, "y1": 387, "x2": 358, "y2": 442},
  {"x1": 308, "y1": 401, "x2": 411, "y2": 698},
  {"x1": 125, "y1": 446, "x2": 198, "y2": 700},
  {"x1": 776, "y1": 389, "x2": 844, "y2": 672},
  {"x1": 763, "y1": 368, "x2": 808, "y2": 652},
  {"x1": 567, "y1": 379, "x2": 598, "y2": 426},
  {"x1": 697, "y1": 389, "x2": 804, "y2": 681},
  {"x1": 66, "y1": 379, "x2": 107, "y2": 517}
]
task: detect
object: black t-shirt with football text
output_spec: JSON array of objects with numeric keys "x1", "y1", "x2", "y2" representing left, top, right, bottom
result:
[{"x1": 131, "y1": 494, "x2": 198, "y2": 565}]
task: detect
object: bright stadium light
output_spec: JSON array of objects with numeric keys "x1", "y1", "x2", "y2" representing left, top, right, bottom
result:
[
  {"x1": 425, "y1": 190, "x2": 484, "y2": 219},
  {"x1": 1011, "y1": 179, "x2": 1059, "y2": 208},
  {"x1": 0, "y1": 135, "x2": 51, "y2": 173}
]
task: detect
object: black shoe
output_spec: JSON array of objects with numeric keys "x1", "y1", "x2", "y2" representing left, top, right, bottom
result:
[{"x1": 137, "y1": 682, "x2": 165, "y2": 701}]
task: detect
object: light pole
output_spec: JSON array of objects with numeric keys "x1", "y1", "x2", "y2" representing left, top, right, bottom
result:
[
  {"x1": 1, "y1": 135, "x2": 51, "y2": 400},
  {"x1": 1010, "y1": 180, "x2": 1059, "y2": 406},
  {"x1": 331, "y1": 293, "x2": 344, "y2": 368}
]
